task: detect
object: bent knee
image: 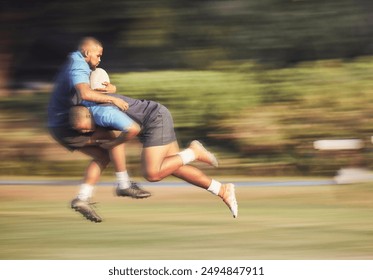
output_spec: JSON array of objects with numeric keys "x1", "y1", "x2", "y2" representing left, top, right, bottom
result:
[
  {"x1": 127, "y1": 123, "x2": 141, "y2": 138},
  {"x1": 143, "y1": 172, "x2": 162, "y2": 182},
  {"x1": 96, "y1": 156, "x2": 110, "y2": 170}
]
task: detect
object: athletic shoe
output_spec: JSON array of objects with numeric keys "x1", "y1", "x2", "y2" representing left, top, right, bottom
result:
[
  {"x1": 116, "y1": 182, "x2": 151, "y2": 199},
  {"x1": 219, "y1": 183, "x2": 238, "y2": 218},
  {"x1": 189, "y1": 140, "x2": 219, "y2": 167},
  {"x1": 71, "y1": 198, "x2": 102, "y2": 223}
]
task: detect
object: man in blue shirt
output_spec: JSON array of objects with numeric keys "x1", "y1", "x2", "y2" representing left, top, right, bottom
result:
[{"x1": 48, "y1": 37, "x2": 150, "y2": 223}]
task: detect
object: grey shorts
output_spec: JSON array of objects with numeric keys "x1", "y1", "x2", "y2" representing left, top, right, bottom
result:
[
  {"x1": 48, "y1": 126, "x2": 92, "y2": 151},
  {"x1": 139, "y1": 105, "x2": 177, "y2": 147}
]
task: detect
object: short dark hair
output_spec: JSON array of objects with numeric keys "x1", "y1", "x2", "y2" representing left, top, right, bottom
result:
[
  {"x1": 69, "y1": 105, "x2": 91, "y2": 128},
  {"x1": 78, "y1": 37, "x2": 103, "y2": 53}
]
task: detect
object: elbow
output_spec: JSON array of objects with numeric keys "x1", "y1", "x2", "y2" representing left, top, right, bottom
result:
[{"x1": 79, "y1": 91, "x2": 90, "y2": 101}]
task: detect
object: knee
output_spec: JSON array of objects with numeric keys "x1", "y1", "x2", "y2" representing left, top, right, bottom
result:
[
  {"x1": 127, "y1": 123, "x2": 141, "y2": 139},
  {"x1": 96, "y1": 155, "x2": 110, "y2": 170},
  {"x1": 143, "y1": 172, "x2": 162, "y2": 182}
]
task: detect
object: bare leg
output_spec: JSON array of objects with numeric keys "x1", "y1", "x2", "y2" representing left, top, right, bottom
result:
[
  {"x1": 172, "y1": 165, "x2": 211, "y2": 189},
  {"x1": 90, "y1": 125, "x2": 142, "y2": 182},
  {"x1": 84, "y1": 118, "x2": 150, "y2": 198},
  {"x1": 142, "y1": 141, "x2": 211, "y2": 188},
  {"x1": 70, "y1": 145, "x2": 111, "y2": 223},
  {"x1": 72, "y1": 128, "x2": 126, "y2": 200},
  {"x1": 89, "y1": 127, "x2": 134, "y2": 188},
  {"x1": 79, "y1": 145, "x2": 110, "y2": 185},
  {"x1": 109, "y1": 143, "x2": 127, "y2": 172},
  {"x1": 141, "y1": 142, "x2": 183, "y2": 182},
  {"x1": 141, "y1": 141, "x2": 238, "y2": 217},
  {"x1": 70, "y1": 128, "x2": 148, "y2": 222}
]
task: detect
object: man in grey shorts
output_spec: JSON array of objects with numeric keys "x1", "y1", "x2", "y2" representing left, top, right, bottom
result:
[{"x1": 72, "y1": 73, "x2": 238, "y2": 219}]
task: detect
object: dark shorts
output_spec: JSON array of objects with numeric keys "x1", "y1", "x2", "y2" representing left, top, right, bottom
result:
[
  {"x1": 139, "y1": 105, "x2": 177, "y2": 147},
  {"x1": 48, "y1": 126, "x2": 93, "y2": 151}
]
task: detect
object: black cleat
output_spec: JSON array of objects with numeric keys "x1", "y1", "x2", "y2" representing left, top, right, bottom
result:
[
  {"x1": 116, "y1": 182, "x2": 151, "y2": 199},
  {"x1": 71, "y1": 198, "x2": 102, "y2": 223}
]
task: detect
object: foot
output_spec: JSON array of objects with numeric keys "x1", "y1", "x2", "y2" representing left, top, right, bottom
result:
[
  {"x1": 71, "y1": 198, "x2": 102, "y2": 223},
  {"x1": 219, "y1": 183, "x2": 238, "y2": 218},
  {"x1": 189, "y1": 140, "x2": 218, "y2": 167},
  {"x1": 116, "y1": 182, "x2": 151, "y2": 199}
]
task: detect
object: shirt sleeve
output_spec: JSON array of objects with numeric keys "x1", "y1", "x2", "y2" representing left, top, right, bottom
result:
[
  {"x1": 90, "y1": 105, "x2": 134, "y2": 132},
  {"x1": 70, "y1": 60, "x2": 90, "y2": 86}
]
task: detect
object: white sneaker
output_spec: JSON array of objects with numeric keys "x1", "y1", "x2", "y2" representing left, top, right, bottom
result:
[
  {"x1": 189, "y1": 140, "x2": 218, "y2": 167},
  {"x1": 219, "y1": 183, "x2": 238, "y2": 218}
]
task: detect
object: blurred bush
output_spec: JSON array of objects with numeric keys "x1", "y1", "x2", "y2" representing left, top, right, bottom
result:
[
  {"x1": 2, "y1": 58, "x2": 373, "y2": 176},
  {"x1": 2, "y1": 0, "x2": 373, "y2": 176}
]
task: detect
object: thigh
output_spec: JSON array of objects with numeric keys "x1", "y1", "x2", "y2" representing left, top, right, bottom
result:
[
  {"x1": 140, "y1": 106, "x2": 177, "y2": 148},
  {"x1": 49, "y1": 126, "x2": 92, "y2": 151},
  {"x1": 49, "y1": 126, "x2": 119, "y2": 150},
  {"x1": 90, "y1": 126, "x2": 121, "y2": 141},
  {"x1": 141, "y1": 141, "x2": 180, "y2": 173},
  {"x1": 78, "y1": 145, "x2": 110, "y2": 167}
]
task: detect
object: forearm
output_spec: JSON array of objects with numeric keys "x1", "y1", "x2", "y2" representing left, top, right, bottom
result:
[
  {"x1": 98, "y1": 123, "x2": 140, "y2": 149},
  {"x1": 84, "y1": 90, "x2": 116, "y2": 103},
  {"x1": 98, "y1": 131, "x2": 129, "y2": 149},
  {"x1": 76, "y1": 83, "x2": 117, "y2": 104}
]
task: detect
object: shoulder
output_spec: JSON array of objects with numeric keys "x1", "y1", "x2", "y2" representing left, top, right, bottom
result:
[
  {"x1": 70, "y1": 51, "x2": 89, "y2": 70},
  {"x1": 68, "y1": 52, "x2": 90, "y2": 84},
  {"x1": 70, "y1": 51, "x2": 84, "y2": 61}
]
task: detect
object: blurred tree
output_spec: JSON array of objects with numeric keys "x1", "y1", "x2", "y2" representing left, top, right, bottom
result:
[
  {"x1": 0, "y1": 1, "x2": 27, "y2": 95},
  {"x1": 2, "y1": 0, "x2": 373, "y2": 88}
]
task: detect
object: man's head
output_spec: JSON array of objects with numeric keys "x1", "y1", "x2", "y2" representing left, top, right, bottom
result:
[
  {"x1": 70, "y1": 106, "x2": 95, "y2": 133},
  {"x1": 79, "y1": 37, "x2": 103, "y2": 70}
]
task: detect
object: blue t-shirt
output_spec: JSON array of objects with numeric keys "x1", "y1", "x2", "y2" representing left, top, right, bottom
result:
[
  {"x1": 48, "y1": 51, "x2": 91, "y2": 127},
  {"x1": 82, "y1": 101, "x2": 134, "y2": 132}
]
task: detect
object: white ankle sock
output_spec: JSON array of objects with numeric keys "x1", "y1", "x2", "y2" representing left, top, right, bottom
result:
[
  {"x1": 207, "y1": 179, "x2": 221, "y2": 196},
  {"x1": 178, "y1": 148, "x2": 196, "y2": 165},
  {"x1": 77, "y1": 183, "x2": 94, "y2": 201},
  {"x1": 116, "y1": 171, "x2": 131, "y2": 189}
]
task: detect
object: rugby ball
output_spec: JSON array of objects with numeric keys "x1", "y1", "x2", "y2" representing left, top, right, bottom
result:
[{"x1": 90, "y1": 68, "x2": 110, "y2": 90}]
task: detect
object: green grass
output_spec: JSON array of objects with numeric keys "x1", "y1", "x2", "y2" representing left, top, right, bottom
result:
[{"x1": 1, "y1": 181, "x2": 373, "y2": 260}]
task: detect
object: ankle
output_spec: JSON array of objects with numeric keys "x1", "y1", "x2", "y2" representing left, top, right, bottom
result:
[
  {"x1": 178, "y1": 148, "x2": 196, "y2": 165},
  {"x1": 77, "y1": 183, "x2": 94, "y2": 201},
  {"x1": 116, "y1": 171, "x2": 131, "y2": 188},
  {"x1": 207, "y1": 179, "x2": 221, "y2": 196}
]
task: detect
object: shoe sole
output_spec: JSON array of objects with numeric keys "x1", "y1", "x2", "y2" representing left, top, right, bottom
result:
[
  {"x1": 191, "y1": 140, "x2": 219, "y2": 167},
  {"x1": 115, "y1": 190, "x2": 152, "y2": 199},
  {"x1": 71, "y1": 205, "x2": 102, "y2": 223}
]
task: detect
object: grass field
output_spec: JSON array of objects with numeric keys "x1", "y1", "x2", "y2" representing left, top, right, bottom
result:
[{"x1": 0, "y1": 179, "x2": 373, "y2": 260}]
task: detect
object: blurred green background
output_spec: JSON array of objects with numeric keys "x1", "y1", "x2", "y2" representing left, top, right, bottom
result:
[{"x1": 2, "y1": 0, "x2": 373, "y2": 177}]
